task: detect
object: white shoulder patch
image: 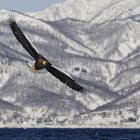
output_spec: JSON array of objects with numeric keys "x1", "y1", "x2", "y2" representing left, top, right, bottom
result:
[
  {"x1": 24, "y1": 33, "x2": 39, "y2": 53},
  {"x1": 52, "y1": 65, "x2": 72, "y2": 78}
]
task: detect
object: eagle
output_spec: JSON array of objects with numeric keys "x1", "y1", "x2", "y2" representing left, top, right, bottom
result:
[{"x1": 8, "y1": 15, "x2": 87, "y2": 94}]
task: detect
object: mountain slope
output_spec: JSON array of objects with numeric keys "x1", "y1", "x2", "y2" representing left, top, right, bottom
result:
[{"x1": 0, "y1": 0, "x2": 140, "y2": 127}]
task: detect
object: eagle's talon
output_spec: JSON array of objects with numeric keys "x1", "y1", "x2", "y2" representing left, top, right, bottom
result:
[{"x1": 32, "y1": 66, "x2": 37, "y2": 72}]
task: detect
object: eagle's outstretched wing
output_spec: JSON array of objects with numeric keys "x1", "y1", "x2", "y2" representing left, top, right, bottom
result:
[
  {"x1": 8, "y1": 14, "x2": 88, "y2": 94},
  {"x1": 47, "y1": 65, "x2": 87, "y2": 94},
  {"x1": 8, "y1": 14, "x2": 39, "y2": 60}
]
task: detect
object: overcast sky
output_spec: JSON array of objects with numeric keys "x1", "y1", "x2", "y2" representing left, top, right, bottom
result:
[{"x1": 0, "y1": 0, "x2": 64, "y2": 12}]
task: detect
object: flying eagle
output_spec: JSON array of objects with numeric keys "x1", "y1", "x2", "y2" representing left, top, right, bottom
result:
[{"x1": 8, "y1": 15, "x2": 87, "y2": 94}]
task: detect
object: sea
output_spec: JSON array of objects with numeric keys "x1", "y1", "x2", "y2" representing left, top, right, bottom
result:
[{"x1": 0, "y1": 128, "x2": 140, "y2": 140}]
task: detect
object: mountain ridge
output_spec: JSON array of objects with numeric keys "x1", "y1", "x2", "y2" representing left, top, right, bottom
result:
[{"x1": 0, "y1": 0, "x2": 140, "y2": 127}]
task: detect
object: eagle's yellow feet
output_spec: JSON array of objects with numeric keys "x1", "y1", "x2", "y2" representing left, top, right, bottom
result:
[{"x1": 32, "y1": 66, "x2": 37, "y2": 72}]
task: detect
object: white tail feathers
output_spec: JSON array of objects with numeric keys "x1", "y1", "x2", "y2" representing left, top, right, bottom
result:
[{"x1": 26, "y1": 61, "x2": 33, "y2": 68}]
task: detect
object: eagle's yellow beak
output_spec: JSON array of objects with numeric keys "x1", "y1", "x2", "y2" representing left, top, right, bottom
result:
[{"x1": 32, "y1": 66, "x2": 37, "y2": 72}]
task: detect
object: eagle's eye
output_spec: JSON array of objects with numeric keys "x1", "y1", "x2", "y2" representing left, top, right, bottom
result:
[{"x1": 42, "y1": 61, "x2": 47, "y2": 65}]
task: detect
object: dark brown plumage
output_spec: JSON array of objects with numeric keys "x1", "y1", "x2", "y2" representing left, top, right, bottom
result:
[{"x1": 8, "y1": 14, "x2": 87, "y2": 94}]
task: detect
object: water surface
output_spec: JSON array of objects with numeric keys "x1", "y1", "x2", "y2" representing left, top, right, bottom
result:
[{"x1": 0, "y1": 128, "x2": 140, "y2": 140}]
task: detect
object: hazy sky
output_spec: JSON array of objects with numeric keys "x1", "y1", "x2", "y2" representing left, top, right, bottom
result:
[{"x1": 0, "y1": 0, "x2": 64, "y2": 12}]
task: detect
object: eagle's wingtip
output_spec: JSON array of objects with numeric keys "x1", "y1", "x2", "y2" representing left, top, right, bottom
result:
[
  {"x1": 8, "y1": 13, "x2": 15, "y2": 25},
  {"x1": 79, "y1": 88, "x2": 89, "y2": 95}
]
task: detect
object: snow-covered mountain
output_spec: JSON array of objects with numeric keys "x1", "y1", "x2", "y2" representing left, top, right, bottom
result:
[{"x1": 0, "y1": 0, "x2": 140, "y2": 127}]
